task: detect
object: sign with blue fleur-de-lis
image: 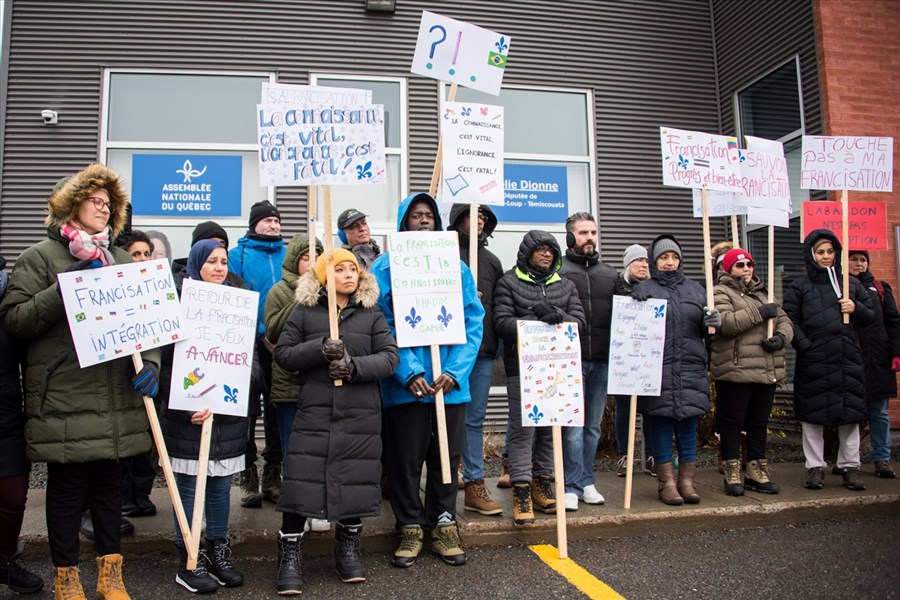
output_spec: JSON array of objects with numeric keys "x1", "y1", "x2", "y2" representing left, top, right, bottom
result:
[
  {"x1": 440, "y1": 101, "x2": 504, "y2": 207},
  {"x1": 517, "y1": 320, "x2": 583, "y2": 427},
  {"x1": 659, "y1": 126, "x2": 742, "y2": 193},
  {"x1": 606, "y1": 296, "x2": 667, "y2": 396}
]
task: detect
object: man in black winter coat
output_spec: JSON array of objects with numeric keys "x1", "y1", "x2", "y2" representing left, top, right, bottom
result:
[{"x1": 558, "y1": 212, "x2": 618, "y2": 510}]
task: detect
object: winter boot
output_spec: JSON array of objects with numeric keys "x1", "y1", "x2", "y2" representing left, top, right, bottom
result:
[
  {"x1": 261, "y1": 462, "x2": 282, "y2": 503},
  {"x1": 805, "y1": 467, "x2": 825, "y2": 490},
  {"x1": 276, "y1": 531, "x2": 304, "y2": 595},
  {"x1": 463, "y1": 480, "x2": 503, "y2": 516},
  {"x1": 842, "y1": 467, "x2": 866, "y2": 491},
  {"x1": 512, "y1": 482, "x2": 535, "y2": 526},
  {"x1": 496, "y1": 457, "x2": 511, "y2": 489},
  {"x1": 0, "y1": 552, "x2": 44, "y2": 593},
  {"x1": 391, "y1": 525, "x2": 423, "y2": 568},
  {"x1": 530, "y1": 474, "x2": 557, "y2": 513},
  {"x1": 53, "y1": 566, "x2": 86, "y2": 600},
  {"x1": 723, "y1": 459, "x2": 744, "y2": 496},
  {"x1": 874, "y1": 460, "x2": 896, "y2": 478},
  {"x1": 202, "y1": 538, "x2": 243, "y2": 587},
  {"x1": 656, "y1": 462, "x2": 684, "y2": 506},
  {"x1": 677, "y1": 461, "x2": 701, "y2": 504},
  {"x1": 239, "y1": 467, "x2": 262, "y2": 508},
  {"x1": 174, "y1": 546, "x2": 218, "y2": 594},
  {"x1": 334, "y1": 523, "x2": 366, "y2": 583},
  {"x1": 431, "y1": 521, "x2": 466, "y2": 566},
  {"x1": 96, "y1": 554, "x2": 130, "y2": 600},
  {"x1": 745, "y1": 459, "x2": 780, "y2": 494}
]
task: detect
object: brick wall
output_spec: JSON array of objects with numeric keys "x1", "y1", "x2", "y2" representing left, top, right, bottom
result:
[{"x1": 814, "y1": 0, "x2": 900, "y2": 427}]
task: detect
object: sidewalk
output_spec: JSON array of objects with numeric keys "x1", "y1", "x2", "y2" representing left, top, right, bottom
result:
[{"x1": 19, "y1": 462, "x2": 900, "y2": 557}]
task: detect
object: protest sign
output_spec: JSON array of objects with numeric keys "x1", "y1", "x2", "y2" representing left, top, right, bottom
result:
[
  {"x1": 747, "y1": 206, "x2": 790, "y2": 228},
  {"x1": 607, "y1": 297, "x2": 667, "y2": 396},
  {"x1": 660, "y1": 127, "x2": 742, "y2": 192},
  {"x1": 800, "y1": 136, "x2": 893, "y2": 192},
  {"x1": 517, "y1": 321, "x2": 583, "y2": 427},
  {"x1": 411, "y1": 11, "x2": 511, "y2": 96},
  {"x1": 692, "y1": 189, "x2": 748, "y2": 218},
  {"x1": 58, "y1": 259, "x2": 184, "y2": 368},
  {"x1": 261, "y1": 82, "x2": 371, "y2": 105},
  {"x1": 169, "y1": 280, "x2": 259, "y2": 418},
  {"x1": 801, "y1": 201, "x2": 887, "y2": 250},
  {"x1": 257, "y1": 103, "x2": 386, "y2": 187},
  {"x1": 440, "y1": 102, "x2": 504, "y2": 205},
  {"x1": 387, "y1": 232, "x2": 466, "y2": 347}
]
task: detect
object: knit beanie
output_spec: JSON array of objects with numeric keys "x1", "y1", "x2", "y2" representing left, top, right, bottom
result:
[
  {"x1": 721, "y1": 248, "x2": 754, "y2": 273},
  {"x1": 187, "y1": 239, "x2": 226, "y2": 281},
  {"x1": 652, "y1": 237, "x2": 682, "y2": 261},
  {"x1": 622, "y1": 244, "x2": 648, "y2": 270},
  {"x1": 191, "y1": 220, "x2": 229, "y2": 247},
  {"x1": 249, "y1": 200, "x2": 281, "y2": 230},
  {"x1": 849, "y1": 249, "x2": 870, "y2": 261},
  {"x1": 313, "y1": 248, "x2": 359, "y2": 285}
]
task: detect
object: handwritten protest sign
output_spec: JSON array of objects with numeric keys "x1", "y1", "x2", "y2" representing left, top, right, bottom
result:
[
  {"x1": 261, "y1": 83, "x2": 371, "y2": 105},
  {"x1": 607, "y1": 297, "x2": 667, "y2": 396},
  {"x1": 169, "y1": 280, "x2": 258, "y2": 418},
  {"x1": 660, "y1": 127, "x2": 742, "y2": 192},
  {"x1": 800, "y1": 136, "x2": 893, "y2": 192},
  {"x1": 58, "y1": 259, "x2": 184, "y2": 368},
  {"x1": 801, "y1": 201, "x2": 887, "y2": 250},
  {"x1": 411, "y1": 11, "x2": 511, "y2": 96},
  {"x1": 388, "y1": 232, "x2": 466, "y2": 347},
  {"x1": 440, "y1": 102, "x2": 504, "y2": 205},
  {"x1": 692, "y1": 189, "x2": 748, "y2": 217},
  {"x1": 517, "y1": 321, "x2": 583, "y2": 427},
  {"x1": 257, "y1": 103, "x2": 386, "y2": 187}
]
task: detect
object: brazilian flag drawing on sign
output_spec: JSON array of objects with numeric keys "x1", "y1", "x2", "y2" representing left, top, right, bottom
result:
[{"x1": 488, "y1": 52, "x2": 507, "y2": 69}]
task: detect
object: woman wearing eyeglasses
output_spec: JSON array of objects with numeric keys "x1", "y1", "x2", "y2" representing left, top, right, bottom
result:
[{"x1": 710, "y1": 248, "x2": 793, "y2": 496}]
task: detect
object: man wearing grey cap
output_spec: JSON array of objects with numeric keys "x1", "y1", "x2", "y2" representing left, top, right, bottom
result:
[{"x1": 337, "y1": 208, "x2": 381, "y2": 270}]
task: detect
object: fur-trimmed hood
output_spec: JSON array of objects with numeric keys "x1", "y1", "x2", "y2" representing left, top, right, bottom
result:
[
  {"x1": 45, "y1": 164, "x2": 129, "y2": 236},
  {"x1": 294, "y1": 269, "x2": 380, "y2": 309}
]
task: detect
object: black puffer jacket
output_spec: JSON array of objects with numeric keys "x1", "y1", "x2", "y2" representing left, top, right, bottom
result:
[
  {"x1": 854, "y1": 269, "x2": 900, "y2": 400},
  {"x1": 275, "y1": 270, "x2": 398, "y2": 521},
  {"x1": 783, "y1": 229, "x2": 875, "y2": 425},
  {"x1": 447, "y1": 203, "x2": 503, "y2": 359},
  {"x1": 494, "y1": 230, "x2": 585, "y2": 377},
  {"x1": 559, "y1": 248, "x2": 617, "y2": 361},
  {"x1": 633, "y1": 235, "x2": 711, "y2": 420},
  {"x1": 0, "y1": 259, "x2": 29, "y2": 479}
]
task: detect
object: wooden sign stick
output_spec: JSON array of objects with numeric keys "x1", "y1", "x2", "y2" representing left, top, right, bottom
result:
[
  {"x1": 131, "y1": 354, "x2": 194, "y2": 559},
  {"x1": 428, "y1": 83, "x2": 459, "y2": 198},
  {"x1": 308, "y1": 186, "x2": 317, "y2": 265},
  {"x1": 186, "y1": 415, "x2": 213, "y2": 570},
  {"x1": 623, "y1": 393, "x2": 638, "y2": 510},
  {"x1": 767, "y1": 225, "x2": 775, "y2": 338},
  {"x1": 701, "y1": 186, "x2": 716, "y2": 333},
  {"x1": 552, "y1": 425, "x2": 568, "y2": 559},
  {"x1": 841, "y1": 189, "x2": 850, "y2": 324},
  {"x1": 430, "y1": 346, "x2": 452, "y2": 484},
  {"x1": 322, "y1": 186, "x2": 343, "y2": 387},
  {"x1": 469, "y1": 203, "x2": 479, "y2": 284},
  {"x1": 731, "y1": 214, "x2": 740, "y2": 247}
]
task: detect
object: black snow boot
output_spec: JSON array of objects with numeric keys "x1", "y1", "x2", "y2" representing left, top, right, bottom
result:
[{"x1": 334, "y1": 523, "x2": 366, "y2": 583}]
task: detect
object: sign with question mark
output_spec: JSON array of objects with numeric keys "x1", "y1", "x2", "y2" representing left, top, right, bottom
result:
[{"x1": 411, "y1": 11, "x2": 511, "y2": 96}]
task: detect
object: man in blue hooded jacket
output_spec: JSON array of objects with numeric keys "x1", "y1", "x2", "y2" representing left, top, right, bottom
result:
[{"x1": 370, "y1": 192, "x2": 484, "y2": 569}]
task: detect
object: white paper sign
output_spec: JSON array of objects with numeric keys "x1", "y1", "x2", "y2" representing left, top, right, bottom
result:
[
  {"x1": 692, "y1": 189, "x2": 748, "y2": 217},
  {"x1": 411, "y1": 11, "x2": 511, "y2": 96},
  {"x1": 58, "y1": 259, "x2": 185, "y2": 368},
  {"x1": 607, "y1": 297, "x2": 667, "y2": 396},
  {"x1": 261, "y1": 83, "x2": 371, "y2": 105},
  {"x1": 800, "y1": 136, "x2": 893, "y2": 192},
  {"x1": 660, "y1": 126, "x2": 742, "y2": 192},
  {"x1": 747, "y1": 206, "x2": 790, "y2": 228},
  {"x1": 440, "y1": 102, "x2": 504, "y2": 205},
  {"x1": 257, "y1": 103, "x2": 386, "y2": 187},
  {"x1": 739, "y1": 146, "x2": 792, "y2": 211},
  {"x1": 169, "y1": 280, "x2": 258, "y2": 417},
  {"x1": 517, "y1": 320, "x2": 583, "y2": 427},
  {"x1": 387, "y1": 232, "x2": 466, "y2": 348}
]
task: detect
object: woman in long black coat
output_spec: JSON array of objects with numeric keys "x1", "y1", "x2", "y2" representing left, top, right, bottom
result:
[
  {"x1": 273, "y1": 249, "x2": 398, "y2": 594},
  {"x1": 783, "y1": 229, "x2": 874, "y2": 491}
]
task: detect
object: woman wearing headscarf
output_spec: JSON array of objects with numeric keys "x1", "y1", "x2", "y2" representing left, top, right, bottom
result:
[
  {"x1": 0, "y1": 164, "x2": 160, "y2": 599},
  {"x1": 783, "y1": 230, "x2": 874, "y2": 491},
  {"x1": 711, "y1": 248, "x2": 793, "y2": 496}
]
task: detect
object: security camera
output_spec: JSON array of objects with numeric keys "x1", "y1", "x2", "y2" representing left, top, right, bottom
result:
[{"x1": 41, "y1": 110, "x2": 58, "y2": 125}]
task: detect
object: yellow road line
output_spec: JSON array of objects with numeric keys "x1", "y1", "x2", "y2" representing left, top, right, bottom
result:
[{"x1": 529, "y1": 544, "x2": 626, "y2": 600}]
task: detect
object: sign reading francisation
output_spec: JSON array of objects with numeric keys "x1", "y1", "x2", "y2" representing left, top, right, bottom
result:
[
  {"x1": 607, "y1": 297, "x2": 667, "y2": 397},
  {"x1": 517, "y1": 320, "x2": 583, "y2": 428},
  {"x1": 491, "y1": 164, "x2": 568, "y2": 224},
  {"x1": 801, "y1": 136, "x2": 893, "y2": 192},
  {"x1": 660, "y1": 126, "x2": 742, "y2": 193},
  {"x1": 131, "y1": 154, "x2": 242, "y2": 217}
]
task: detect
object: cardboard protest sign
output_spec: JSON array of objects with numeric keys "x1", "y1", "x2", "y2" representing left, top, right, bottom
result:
[
  {"x1": 660, "y1": 127, "x2": 742, "y2": 192},
  {"x1": 800, "y1": 136, "x2": 893, "y2": 192},
  {"x1": 261, "y1": 83, "x2": 371, "y2": 105},
  {"x1": 692, "y1": 189, "x2": 748, "y2": 218},
  {"x1": 440, "y1": 102, "x2": 504, "y2": 205},
  {"x1": 58, "y1": 259, "x2": 185, "y2": 368},
  {"x1": 607, "y1": 297, "x2": 667, "y2": 396},
  {"x1": 257, "y1": 103, "x2": 386, "y2": 187},
  {"x1": 169, "y1": 280, "x2": 258, "y2": 417},
  {"x1": 801, "y1": 201, "x2": 887, "y2": 250},
  {"x1": 517, "y1": 321, "x2": 583, "y2": 427},
  {"x1": 387, "y1": 232, "x2": 466, "y2": 347},
  {"x1": 411, "y1": 11, "x2": 511, "y2": 96}
]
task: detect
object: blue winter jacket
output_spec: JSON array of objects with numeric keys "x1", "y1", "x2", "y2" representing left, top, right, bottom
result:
[
  {"x1": 228, "y1": 234, "x2": 286, "y2": 338},
  {"x1": 371, "y1": 193, "x2": 484, "y2": 408}
]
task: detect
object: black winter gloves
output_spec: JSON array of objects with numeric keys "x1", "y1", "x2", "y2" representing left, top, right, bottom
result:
[
  {"x1": 322, "y1": 338, "x2": 345, "y2": 361},
  {"x1": 761, "y1": 333, "x2": 785, "y2": 353},
  {"x1": 131, "y1": 362, "x2": 160, "y2": 398},
  {"x1": 758, "y1": 303, "x2": 778, "y2": 320},
  {"x1": 533, "y1": 303, "x2": 564, "y2": 325},
  {"x1": 631, "y1": 289, "x2": 651, "y2": 302}
]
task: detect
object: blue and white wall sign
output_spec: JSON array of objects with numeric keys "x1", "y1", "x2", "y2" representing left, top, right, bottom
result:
[
  {"x1": 131, "y1": 154, "x2": 242, "y2": 217},
  {"x1": 491, "y1": 163, "x2": 568, "y2": 224}
]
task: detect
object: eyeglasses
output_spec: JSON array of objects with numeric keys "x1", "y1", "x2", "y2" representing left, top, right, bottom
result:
[
  {"x1": 88, "y1": 196, "x2": 114, "y2": 213},
  {"x1": 534, "y1": 246, "x2": 555, "y2": 256},
  {"x1": 733, "y1": 261, "x2": 754, "y2": 269}
]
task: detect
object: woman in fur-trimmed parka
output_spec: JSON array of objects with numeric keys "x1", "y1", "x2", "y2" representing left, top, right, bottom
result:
[{"x1": 0, "y1": 163, "x2": 161, "y2": 598}]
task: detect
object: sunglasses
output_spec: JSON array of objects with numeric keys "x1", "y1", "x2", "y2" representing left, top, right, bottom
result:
[{"x1": 733, "y1": 261, "x2": 754, "y2": 269}]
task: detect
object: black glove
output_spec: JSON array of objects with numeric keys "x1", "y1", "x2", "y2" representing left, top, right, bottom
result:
[
  {"x1": 533, "y1": 303, "x2": 564, "y2": 325},
  {"x1": 328, "y1": 353, "x2": 354, "y2": 380},
  {"x1": 703, "y1": 308, "x2": 722, "y2": 329},
  {"x1": 322, "y1": 337, "x2": 345, "y2": 362},
  {"x1": 631, "y1": 289, "x2": 650, "y2": 302},
  {"x1": 758, "y1": 303, "x2": 778, "y2": 320},
  {"x1": 761, "y1": 333, "x2": 785, "y2": 353},
  {"x1": 532, "y1": 303, "x2": 554, "y2": 319},
  {"x1": 131, "y1": 362, "x2": 160, "y2": 398}
]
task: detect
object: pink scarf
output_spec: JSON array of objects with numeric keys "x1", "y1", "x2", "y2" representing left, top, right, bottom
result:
[{"x1": 60, "y1": 223, "x2": 115, "y2": 266}]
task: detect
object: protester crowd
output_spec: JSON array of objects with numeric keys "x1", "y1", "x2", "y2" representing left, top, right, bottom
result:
[{"x1": 0, "y1": 163, "x2": 896, "y2": 597}]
